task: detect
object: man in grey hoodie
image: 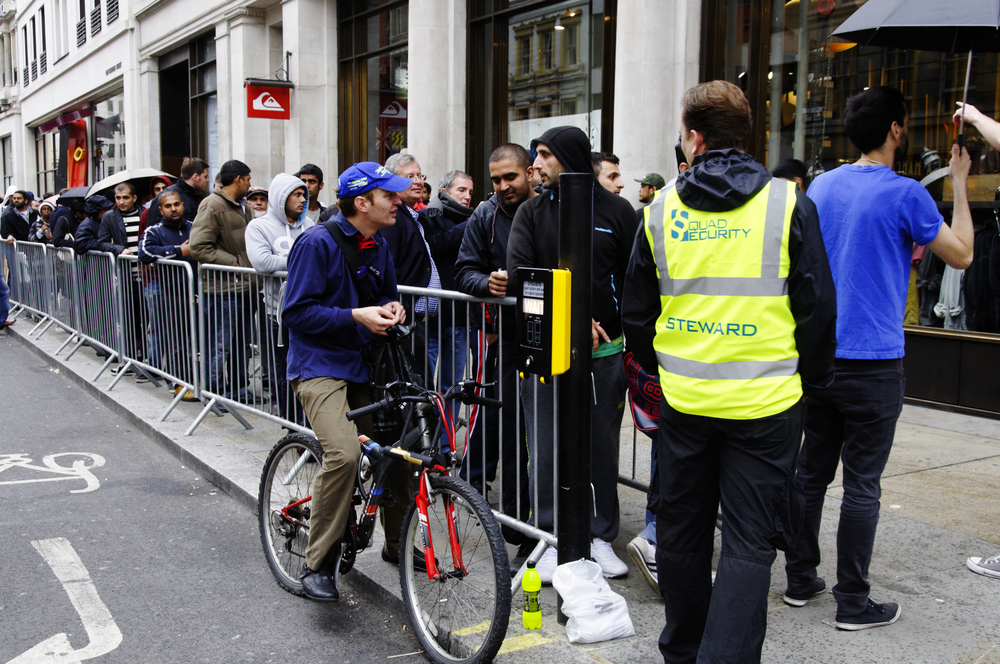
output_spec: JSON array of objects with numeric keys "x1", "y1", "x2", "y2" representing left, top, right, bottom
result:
[{"x1": 246, "y1": 174, "x2": 315, "y2": 424}]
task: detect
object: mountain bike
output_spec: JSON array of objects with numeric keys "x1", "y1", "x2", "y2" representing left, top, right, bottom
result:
[{"x1": 258, "y1": 379, "x2": 512, "y2": 664}]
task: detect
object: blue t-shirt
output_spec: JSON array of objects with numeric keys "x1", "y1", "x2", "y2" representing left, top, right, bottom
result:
[{"x1": 808, "y1": 164, "x2": 942, "y2": 359}]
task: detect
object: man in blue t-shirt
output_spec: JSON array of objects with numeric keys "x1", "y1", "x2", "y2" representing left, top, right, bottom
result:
[
  {"x1": 783, "y1": 87, "x2": 974, "y2": 631},
  {"x1": 282, "y1": 162, "x2": 412, "y2": 602}
]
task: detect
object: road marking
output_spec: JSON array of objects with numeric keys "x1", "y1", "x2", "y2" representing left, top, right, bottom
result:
[
  {"x1": 497, "y1": 632, "x2": 554, "y2": 654},
  {"x1": 6, "y1": 538, "x2": 122, "y2": 663},
  {"x1": 0, "y1": 454, "x2": 105, "y2": 493}
]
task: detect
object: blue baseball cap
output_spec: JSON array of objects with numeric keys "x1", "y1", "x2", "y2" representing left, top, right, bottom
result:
[{"x1": 338, "y1": 162, "x2": 413, "y2": 198}]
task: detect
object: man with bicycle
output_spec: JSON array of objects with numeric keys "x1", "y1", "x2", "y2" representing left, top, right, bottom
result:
[{"x1": 282, "y1": 162, "x2": 413, "y2": 602}]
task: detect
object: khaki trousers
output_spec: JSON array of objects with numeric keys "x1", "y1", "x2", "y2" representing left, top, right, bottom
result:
[{"x1": 294, "y1": 377, "x2": 412, "y2": 571}]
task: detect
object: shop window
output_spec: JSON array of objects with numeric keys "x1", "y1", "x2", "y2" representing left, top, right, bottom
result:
[
  {"x1": 94, "y1": 90, "x2": 126, "y2": 182},
  {"x1": 702, "y1": 0, "x2": 1000, "y2": 339},
  {"x1": 190, "y1": 33, "x2": 218, "y2": 177},
  {"x1": 35, "y1": 127, "x2": 68, "y2": 195},
  {"x1": 338, "y1": 0, "x2": 409, "y2": 168},
  {"x1": 469, "y1": 0, "x2": 617, "y2": 192},
  {"x1": 2, "y1": 137, "x2": 13, "y2": 191}
]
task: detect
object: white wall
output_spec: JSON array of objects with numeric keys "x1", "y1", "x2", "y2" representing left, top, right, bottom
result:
[{"x1": 613, "y1": 0, "x2": 701, "y2": 209}]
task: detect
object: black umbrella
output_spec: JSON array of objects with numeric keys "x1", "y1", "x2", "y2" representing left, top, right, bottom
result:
[
  {"x1": 56, "y1": 186, "x2": 91, "y2": 206},
  {"x1": 831, "y1": 0, "x2": 1000, "y2": 142}
]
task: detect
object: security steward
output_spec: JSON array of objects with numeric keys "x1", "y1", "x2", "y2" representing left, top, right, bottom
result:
[
  {"x1": 622, "y1": 80, "x2": 837, "y2": 663},
  {"x1": 282, "y1": 162, "x2": 413, "y2": 601}
]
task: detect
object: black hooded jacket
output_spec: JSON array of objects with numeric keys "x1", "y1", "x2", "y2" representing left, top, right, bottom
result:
[
  {"x1": 622, "y1": 149, "x2": 838, "y2": 395},
  {"x1": 145, "y1": 179, "x2": 207, "y2": 228},
  {"x1": 506, "y1": 126, "x2": 640, "y2": 341}
]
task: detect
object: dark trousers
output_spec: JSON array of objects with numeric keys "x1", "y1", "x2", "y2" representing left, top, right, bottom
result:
[
  {"x1": 460, "y1": 332, "x2": 530, "y2": 543},
  {"x1": 784, "y1": 358, "x2": 904, "y2": 617},
  {"x1": 655, "y1": 398, "x2": 803, "y2": 664},
  {"x1": 520, "y1": 353, "x2": 625, "y2": 541}
]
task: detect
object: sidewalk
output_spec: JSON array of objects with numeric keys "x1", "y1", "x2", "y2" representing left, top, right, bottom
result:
[{"x1": 6, "y1": 319, "x2": 1000, "y2": 664}]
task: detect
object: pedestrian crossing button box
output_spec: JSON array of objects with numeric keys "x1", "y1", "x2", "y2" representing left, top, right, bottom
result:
[{"x1": 514, "y1": 267, "x2": 571, "y2": 378}]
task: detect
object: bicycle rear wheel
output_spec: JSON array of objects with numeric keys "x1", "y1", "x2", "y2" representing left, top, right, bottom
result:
[
  {"x1": 258, "y1": 432, "x2": 323, "y2": 595},
  {"x1": 399, "y1": 474, "x2": 511, "y2": 664}
]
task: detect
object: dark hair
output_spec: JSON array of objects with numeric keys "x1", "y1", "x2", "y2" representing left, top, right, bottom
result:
[
  {"x1": 423, "y1": 182, "x2": 432, "y2": 195},
  {"x1": 675, "y1": 141, "x2": 687, "y2": 169},
  {"x1": 591, "y1": 152, "x2": 620, "y2": 176},
  {"x1": 219, "y1": 160, "x2": 251, "y2": 186},
  {"x1": 772, "y1": 159, "x2": 807, "y2": 182},
  {"x1": 489, "y1": 144, "x2": 532, "y2": 170},
  {"x1": 295, "y1": 163, "x2": 324, "y2": 183},
  {"x1": 681, "y1": 80, "x2": 752, "y2": 151},
  {"x1": 13, "y1": 190, "x2": 29, "y2": 199},
  {"x1": 180, "y1": 157, "x2": 210, "y2": 180},
  {"x1": 114, "y1": 182, "x2": 137, "y2": 197},
  {"x1": 338, "y1": 190, "x2": 376, "y2": 218},
  {"x1": 843, "y1": 86, "x2": 907, "y2": 154},
  {"x1": 158, "y1": 190, "x2": 182, "y2": 207}
]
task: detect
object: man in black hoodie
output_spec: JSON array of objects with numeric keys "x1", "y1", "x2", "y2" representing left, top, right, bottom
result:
[
  {"x1": 145, "y1": 157, "x2": 210, "y2": 229},
  {"x1": 455, "y1": 144, "x2": 536, "y2": 553},
  {"x1": 622, "y1": 81, "x2": 837, "y2": 663},
  {"x1": 507, "y1": 126, "x2": 638, "y2": 582}
]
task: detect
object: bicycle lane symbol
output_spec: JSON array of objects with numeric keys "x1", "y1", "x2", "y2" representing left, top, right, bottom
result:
[
  {"x1": 6, "y1": 538, "x2": 123, "y2": 663},
  {"x1": 0, "y1": 453, "x2": 106, "y2": 493}
]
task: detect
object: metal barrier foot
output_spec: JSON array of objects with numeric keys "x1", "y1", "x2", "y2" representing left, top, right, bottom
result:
[
  {"x1": 29, "y1": 315, "x2": 51, "y2": 337},
  {"x1": 185, "y1": 397, "x2": 218, "y2": 436},
  {"x1": 65, "y1": 337, "x2": 87, "y2": 360},
  {"x1": 92, "y1": 355, "x2": 117, "y2": 382},
  {"x1": 55, "y1": 334, "x2": 79, "y2": 356},
  {"x1": 225, "y1": 404, "x2": 254, "y2": 431},
  {"x1": 107, "y1": 360, "x2": 133, "y2": 391},
  {"x1": 158, "y1": 388, "x2": 187, "y2": 422}
]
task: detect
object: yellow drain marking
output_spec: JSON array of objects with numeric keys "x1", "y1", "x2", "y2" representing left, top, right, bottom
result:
[
  {"x1": 497, "y1": 632, "x2": 554, "y2": 654},
  {"x1": 453, "y1": 620, "x2": 491, "y2": 636}
]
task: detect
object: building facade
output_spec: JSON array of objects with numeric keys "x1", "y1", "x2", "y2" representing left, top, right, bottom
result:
[{"x1": 0, "y1": 0, "x2": 996, "y2": 416}]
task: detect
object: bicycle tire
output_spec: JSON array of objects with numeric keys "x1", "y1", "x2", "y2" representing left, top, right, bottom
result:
[
  {"x1": 399, "y1": 474, "x2": 511, "y2": 664},
  {"x1": 258, "y1": 432, "x2": 323, "y2": 595}
]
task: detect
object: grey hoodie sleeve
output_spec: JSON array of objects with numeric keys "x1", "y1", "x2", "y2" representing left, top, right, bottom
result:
[{"x1": 245, "y1": 221, "x2": 288, "y2": 273}]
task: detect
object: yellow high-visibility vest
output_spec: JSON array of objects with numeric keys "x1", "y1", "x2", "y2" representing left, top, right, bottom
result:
[{"x1": 643, "y1": 178, "x2": 801, "y2": 419}]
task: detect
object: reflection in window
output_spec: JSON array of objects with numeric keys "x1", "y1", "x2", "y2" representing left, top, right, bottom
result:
[
  {"x1": 540, "y1": 31, "x2": 553, "y2": 70},
  {"x1": 94, "y1": 90, "x2": 126, "y2": 182},
  {"x1": 517, "y1": 36, "x2": 530, "y2": 75}
]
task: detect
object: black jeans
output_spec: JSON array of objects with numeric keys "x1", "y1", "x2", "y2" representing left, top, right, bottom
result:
[
  {"x1": 784, "y1": 358, "x2": 905, "y2": 617},
  {"x1": 655, "y1": 398, "x2": 803, "y2": 664}
]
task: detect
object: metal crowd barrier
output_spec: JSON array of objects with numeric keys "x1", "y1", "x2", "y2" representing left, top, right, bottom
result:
[
  {"x1": 67, "y1": 251, "x2": 121, "y2": 380},
  {"x1": 5, "y1": 243, "x2": 656, "y2": 566},
  {"x1": 109, "y1": 254, "x2": 200, "y2": 422}
]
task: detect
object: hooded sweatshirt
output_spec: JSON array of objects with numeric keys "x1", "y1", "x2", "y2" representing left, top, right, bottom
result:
[
  {"x1": 507, "y1": 125, "x2": 640, "y2": 343},
  {"x1": 245, "y1": 173, "x2": 315, "y2": 316},
  {"x1": 622, "y1": 149, "x2": 838, "y2": 395}
]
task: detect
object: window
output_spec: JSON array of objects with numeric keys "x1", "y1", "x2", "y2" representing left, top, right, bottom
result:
[
  {"x1": 561, "y1": 99, "x2": 577, "y2": 115},
  {"x1": 540, "y1": 30, "x2": 553, "y2": 70},
  {"x1": 338, "y1": 0, "x2": 409, "y2": 167},
  {"x1": 189, "y1": 34, "x2": 218, "y2": 176},
  {"x1": 39, "y1": 8, "x2": 47, "y2": 73},
  {"x1": 515, "y1": 106, "x2": 530, "y2": 121},
  {"x1": 2, "y1": 137, "x2": 13, "y2": 190},
  {"x1": 94, "y1": 90, "x2": 126, "y2": 181},
  {"x1": 563, "y1": 22, "x2": 578, "y2": 65},
  {"x1": 516, "y1": 36, "x2": 530, "y2": 75},
  {"x1": 538, "y1": 102, "x2": 553, "y2": 118}
]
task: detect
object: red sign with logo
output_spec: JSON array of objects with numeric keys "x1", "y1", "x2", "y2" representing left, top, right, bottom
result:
[{"x1": 247, "y1": 85, "x2": 291, "y2": 120}]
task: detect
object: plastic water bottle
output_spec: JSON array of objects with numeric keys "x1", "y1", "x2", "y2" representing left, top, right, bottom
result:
[{"x1": 522, "y1": 561, "x2": 542, "y2": 630}]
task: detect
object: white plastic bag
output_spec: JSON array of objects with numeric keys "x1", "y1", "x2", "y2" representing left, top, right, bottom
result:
[{"x1": 551, "y1": 559, "x2": 636, "y2": 644}]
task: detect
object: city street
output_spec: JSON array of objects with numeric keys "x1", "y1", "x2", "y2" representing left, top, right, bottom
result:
[{"x1": 0, "y1": 342, "x2": 421, "y2": 664}]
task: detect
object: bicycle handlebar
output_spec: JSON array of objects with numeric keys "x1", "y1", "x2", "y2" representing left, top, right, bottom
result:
[{"x1": 346, "y1": 397, "x2": 392, "y2": 421}]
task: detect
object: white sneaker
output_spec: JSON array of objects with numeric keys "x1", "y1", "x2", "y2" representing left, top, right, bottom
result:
[
  {"x1": 627, "y1": 537, "x2": 660, "y2": 597},
  {"x1": 536, "y1": 546, "x2": 558, "y2": 585},
  {"x1": 591, "y1": 538, "x2": 628, "y2": 578}
]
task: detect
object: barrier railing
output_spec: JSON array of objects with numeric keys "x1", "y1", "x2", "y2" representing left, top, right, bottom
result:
[
  {"x1": 67, "y1": 251, "x2": 121, "y2": 380},
  {"x1": 110, "y1": 254, "x2": 200, "y2": 422},
  {"x1": 6, "y1": 242, "x2": 653, "y2": 565}
]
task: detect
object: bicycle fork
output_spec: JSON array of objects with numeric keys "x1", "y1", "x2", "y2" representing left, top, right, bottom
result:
[{"x1": 414, "y1": 471, "x2": 467, "y2": 582}]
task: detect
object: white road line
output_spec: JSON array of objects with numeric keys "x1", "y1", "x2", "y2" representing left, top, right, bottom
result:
[{"x1": 6, "y1": 538, "x2": 122, "y2": 664}]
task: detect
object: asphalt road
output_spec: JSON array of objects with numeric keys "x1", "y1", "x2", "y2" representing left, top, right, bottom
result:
[{"x1": 0, "y1": 339, "x2": 422, "y2": 663}]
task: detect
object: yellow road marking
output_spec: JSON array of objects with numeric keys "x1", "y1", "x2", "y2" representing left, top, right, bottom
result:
[
  {"x1": 453, "y1": 620, "x2": 491, "y2": 636},
  {"x1": 497, "y1": 632, "x2": 554, "y2": 654}
]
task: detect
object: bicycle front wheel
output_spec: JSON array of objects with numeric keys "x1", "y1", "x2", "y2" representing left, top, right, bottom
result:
[
  {"x1": 258, "y1": 432, "x2": 323, "y2": 595},
  {"x1": 399, "y1": 474, "x2": 511, "y2": 664}
]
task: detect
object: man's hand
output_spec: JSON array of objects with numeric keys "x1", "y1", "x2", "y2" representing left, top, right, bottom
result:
[
  {"x1": 954, "y1": 101, "x2": 986, "y2": 129},
  {"x1": 487, "y1": 270, "x2": 508, "y2": 297},
  {"x1": 949, "y1": 143, "x2": 971, "y2": 184},
  {"x1": 591, "y1": 318, "x2": 611, "y2": 352},
  {"x1": 180, "y1": 240, "x2": 191, "y2": 257},
  {"x1": 384, "y1": 300, "x2": 407, "y2": 326},
  {"x1": 353, "y1": 306, "x2": 400, "y2": 336},
  {"x1": 5, "y1": 236, "x2": 15, "y2": 245},
  {"x1": 120, "y1": 248, "x2": 134, "y2": 256}
]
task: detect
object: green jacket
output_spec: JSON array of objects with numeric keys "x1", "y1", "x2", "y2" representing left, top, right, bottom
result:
[{"x1": 190, "y1": 186, "x2": 254, "y2": 294}]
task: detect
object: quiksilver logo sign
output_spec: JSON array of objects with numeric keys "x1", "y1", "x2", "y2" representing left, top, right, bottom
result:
[{"x1": 253, "y1": 92, "x2": 285, "y2": 112}]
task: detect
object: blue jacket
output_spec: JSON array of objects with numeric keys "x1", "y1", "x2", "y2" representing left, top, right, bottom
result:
[
  {"x1": 283, "y1": 212, "x2": 399, "y2": 383},
  {"x1": 73, "y1": 217, "x2": 103, "y2": 255},
  {"x1": 138, "y1": 219, "x2": 196, "y2": 268}
]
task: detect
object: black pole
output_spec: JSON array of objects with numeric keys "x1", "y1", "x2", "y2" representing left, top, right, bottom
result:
[{"x1": 556, "y1": 172, "x2": 593, "y2": 624}]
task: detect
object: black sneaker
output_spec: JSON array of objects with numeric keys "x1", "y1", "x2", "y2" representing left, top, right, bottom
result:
[
  {"x1": 300, "y1": 564, "x2": 339, "y2": 602},
  {"x1": 783, "y1": 577, "x2": 826, "y2": 607},
  {"x1": 834, "y1": 599, "x2": 900, "y2": 631}
]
